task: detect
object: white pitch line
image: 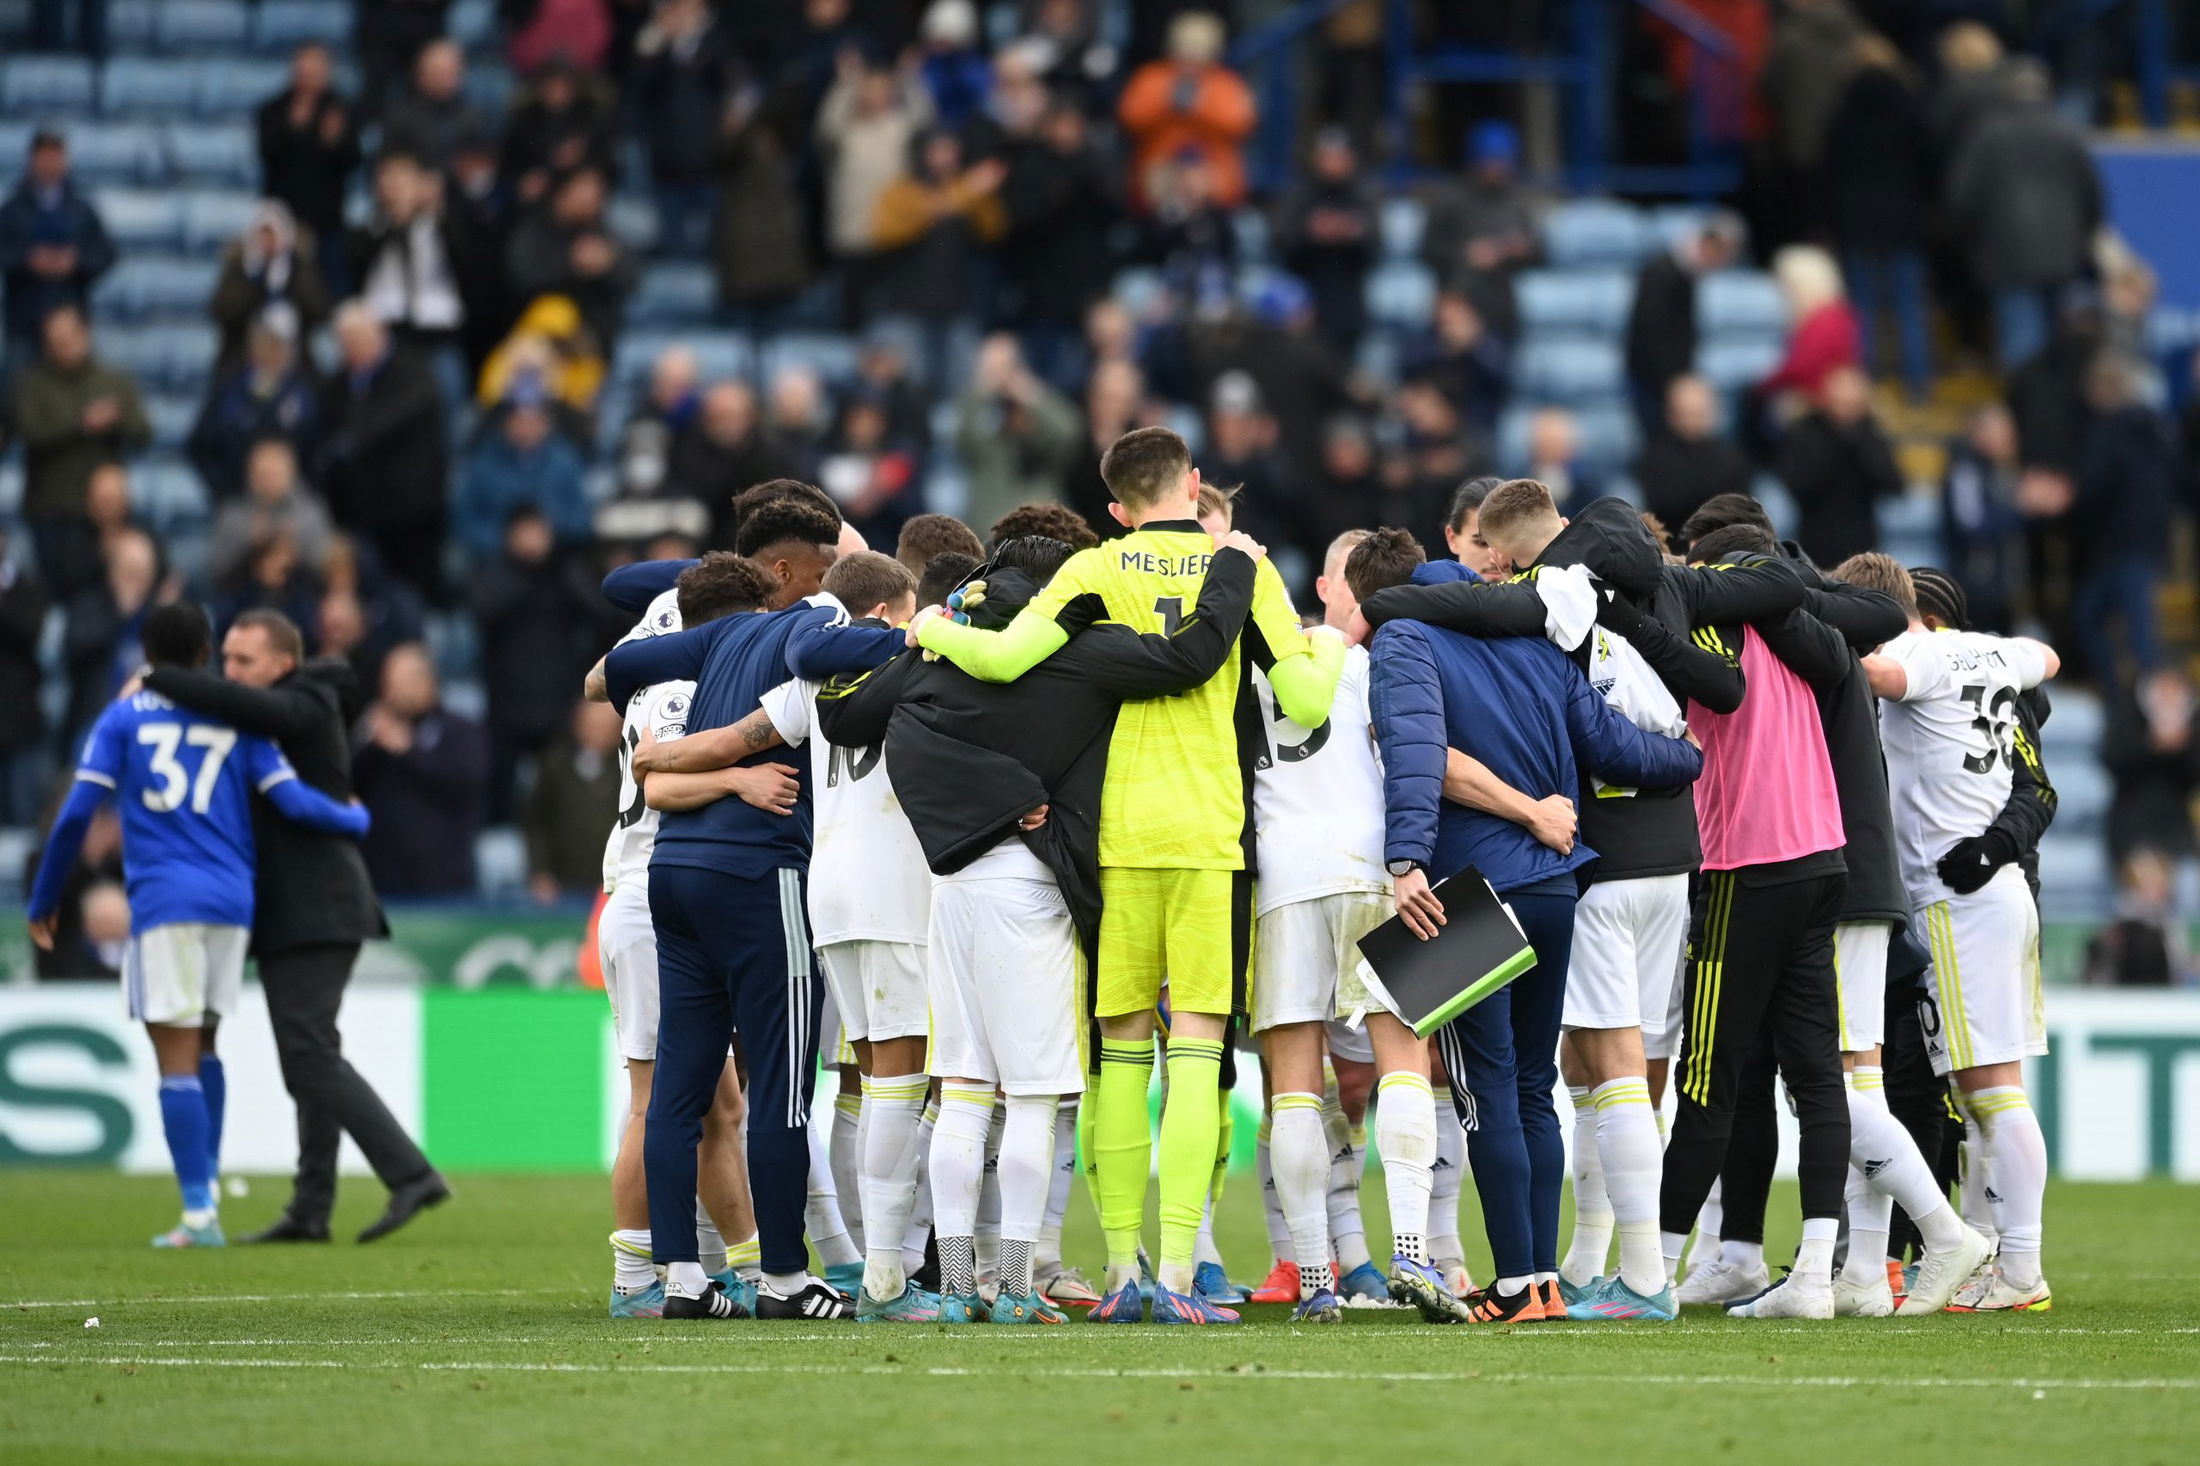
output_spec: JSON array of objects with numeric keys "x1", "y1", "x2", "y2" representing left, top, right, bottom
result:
[
  {"x1": 0, "y1": 1354, "x2": 2192, "y2": 1392},
  {"x1": 5, "y1": 1287, "x2": 577, "y2": 1310},
  {"x1": 13, "y1": 1324, "x2": 2200, "y2": 1348}
]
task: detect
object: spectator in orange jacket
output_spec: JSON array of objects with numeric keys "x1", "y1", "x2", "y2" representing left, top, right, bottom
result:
[{"x1": 1117, "y1": 11, "x2": 1256, "y2": 212}]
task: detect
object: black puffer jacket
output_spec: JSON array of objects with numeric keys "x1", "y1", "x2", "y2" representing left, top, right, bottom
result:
[
  {"x1": 813, "y1": 550, "x2": 1258, "y2": 951},
  {"x1": 142, "y1": 658, "x2": 388, "y2": 953}
]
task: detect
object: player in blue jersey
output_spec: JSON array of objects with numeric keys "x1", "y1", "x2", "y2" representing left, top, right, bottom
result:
[{"x1": 28, "y1": 604, "x2": 371, "y2": 1249}]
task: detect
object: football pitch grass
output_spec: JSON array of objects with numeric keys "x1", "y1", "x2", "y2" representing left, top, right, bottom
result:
[{"x1": 2, "y1": 1172, "x2": 2194, "y2": 1466}]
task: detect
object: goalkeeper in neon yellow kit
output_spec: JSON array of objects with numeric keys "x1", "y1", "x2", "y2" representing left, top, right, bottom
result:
[{"x1": 910, "y1": 427, "x2": 1345, "y2": 1322}]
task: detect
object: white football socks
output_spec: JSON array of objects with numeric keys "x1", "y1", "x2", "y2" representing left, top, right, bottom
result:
[
  {"x1": 829, "y1": 1088, "x2": 864, "y2": 1251},
  {"x1": 1270, "y1": 1094, "x2": 1330, "y2": 1298},
  {"x1": 1794, "y1": 1216, "x2": 1838, "y2": 1285},
  {"x1": 693, "y1": 1199, "x2": 728, "y2": 1276},
  {"x1": 975, "y1": 1101, "x2": 1006, "y2": 1289},
  {"x1": 929, "y1": 1086, "x2": 994, "y2": 1297},
  {"x1": 1323, "y1": 1074, "x2": 1371, "y2": 1273},
  {"x1": 611, "y1": 1229, "x2": 655, "y2": 1292},
  {"x1": 1968, "y1": 1086, "x2": 2046, "y2": 1288},
  {"x1": 666, "y1": 1260, "x2": 709, "y2": 1298},
  {"x1": 1845, "y1": 1068, "x2": 1962, "y2": 1282},
  {"x1": 996, "y1": 1094, "x2": 1054, "y2": 1297},
  {"x1": 1429, "y1": 1085, "x2": 1465, "y2": 1268},
  {"x1": 1561, "y1": 1084, "x2": 1611, "y2": 1287},
  {"x1": 804, "y1": 1115, "x2": 861, "y2": 1267},
  {"x1": 1256, "y1": 1117, "x2": 1293, "y2": 1262},
  {"x1": 1592, "y1": 1075, "x2": 1665, "y2": 1295},
  {"x1": 1376, "y1": 1072, "x2": 1437, "y2": 1266},
  {"x1": 858, "y1": 1073, "x2": 930, "y2": 1302},
  {"x1": 901, "y1": 1098, "x2": 939, "y2": 1274},
  {"x1": 1036, "y1": 1096, "x2": 1078, "y2": 1272}
]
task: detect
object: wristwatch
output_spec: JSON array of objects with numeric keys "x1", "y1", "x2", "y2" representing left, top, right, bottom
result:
[{"x1": 1386, "y1": 858, "x2": 1423, "y2": 877}]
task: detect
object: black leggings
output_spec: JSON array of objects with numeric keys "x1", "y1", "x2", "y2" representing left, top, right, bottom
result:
[{"x1": 1661, "y1": 868, "x2": 1851, "y2": 1234}]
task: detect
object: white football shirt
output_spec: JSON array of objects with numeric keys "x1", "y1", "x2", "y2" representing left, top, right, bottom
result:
[
  {"x1": 1251, "y1": 644, "x2": 1389, "y2": 915},
  {"x1": 602, "y1": 590, "x2": 692, "y2": 893},
  {"x1": 1875, "y1": 627, "x2": 2048, "y2": 906},
  {"x1": 760, "y1": 665, "x2": 931, "y2": 949}
]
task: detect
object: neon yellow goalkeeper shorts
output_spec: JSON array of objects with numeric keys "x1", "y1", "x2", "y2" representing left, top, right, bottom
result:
[{"x1": 1094, "y1": 867, "x2": 1251, "y2": 1019}]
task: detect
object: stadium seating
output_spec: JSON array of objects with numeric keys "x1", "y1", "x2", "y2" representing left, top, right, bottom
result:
[
  {"x1": 628, "y1": 264, "x2": 716, "y2": 328},
  {"x1": 1513, "y1": 337, "x2": 1624, "y2": 402},
  {"x1": 1365, "y1": 259, "x2": 1438, "y2": 330},
  {"x1": 99, "y1": 56, "x2": 200, "y2": 118},
  {"x1": 92, "y1": 187, "x2": 185, "y2": 248},
  {"x1": 163, "y1": 121, "x2": 258, "y2": 187},
  {"x1": 1379, "y1": 196, "x2": 1425, "y2": 260},
  {"x1": 1697, "y1": 270, "x2": 1788, "y2": 340},
  {"x1": 1542, "y1": 198, "x2": 1647, "y2": 268},
  {"x1": 181, "y1": 189, "x2": 258, "y2": 249},
  {"x1": 250, "y1": 0, "x2": 350, "y2": 54},
  {"x1": 91, "y1": 254, "x2": 220, "y2": 319},
  {"x1": 1516, "y1": 269, "x2": 1633, "y2": 338},
  {"x1": 1, "y1": 55, "x2": 97, "y2": 114},
  {"x1": 154, "y1": 0, "x2": 250, "y2": 55}
]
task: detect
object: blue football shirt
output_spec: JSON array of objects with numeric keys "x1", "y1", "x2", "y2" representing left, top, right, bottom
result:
[{"x1": 74, "y1": 690, "x2": 302, "y2": 931}]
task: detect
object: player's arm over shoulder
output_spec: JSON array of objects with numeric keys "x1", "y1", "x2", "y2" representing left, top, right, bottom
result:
[{"x1": 1247, "y1": 561, "x2": 1345, "y2": 726}]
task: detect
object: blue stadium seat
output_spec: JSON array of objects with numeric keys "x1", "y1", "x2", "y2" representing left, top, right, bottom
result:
[
  {"x1": 1542, "y1": 199, "x2": 1647, "y2": 269},
  {"x1": 163, "y1": 122, "x2": 258, "y2": 186},
  {"x1": 1696, "y1": 335, "x2": 1783, "y2": 392},
  {"x1": 1515, "y1": 269, "x2": 1633, "y2": 337},
  {"x1": 473, "y1": 827, "x2": 526, "y2": 896},
  {"x1": 1697, "y1": 270, "x2": 1787, "y2": 339},
  {"x1": 758, "y1": 331, "x2": 856, "y2": 385},
  {"x1": 1876, "y1": 491, "x2": 1938, "y2": 539},
  {"x1": 1229, "y1": 209, "x2": 1270, "y2": 267},
  {"x1": 91, "y1": 254, "x2": 220, "y2": 320},
  {"x1": 1380, "y1": 196, "x2": 1426, "y2": 261},
  {"x1": 0, "y1": 122, "x2": 26, "y2": 167},
  {"x1": 106, "y1": 0, "x2": 158, "y2": 51},
  {"x1": 450, "y1": 0, "x2": 499, "y2": 51},
  {"x1": 1109, "y1": 266, "x2": 1167, "y2": 318},
  {"x1": 2034, "y1": 836, "x2": 2111, "y2": 920},
  {"x1": 1512, "y1": 337, "x2": 1624, "y2": 402},
  {"x1": 2046, "y1": 757, "x2": 2108, "y2": 836},
  {"x1": 146, "y1": 394, "x2": 201, "y2": 450},
  {"x1": 2046, "y1": 687, "x2": 2104, "y2": 754},
  {"x1": 133, "y1": 457, "x2": 209, "y2": 528},
  {"x1": 1365, "y1": 259, "x2": 1437, "y2": 329},
  {"x1": 197, "y1": 60, "x2": 289, "y2": 116},
  {"x1": 2, "y1": 56, "x2": 98, "y2": 115},
  {"x1": 1646, "y1": 205, "x2": 1712, "y2": 254},
  {"x1": 629, "y1": 263, "x2": 716, "y2": 327},
  {"x1": 101, "y1": 56, "x2": 202, "y2": 118},
  {"x1": 182, "y1": 191, "x2": 260, "y2": 250},
  {"x1": 462, "y1": 62, "x2": 516, "y2": 115},
  {"x1": 56, "y1": 121, "x2": 161, "y2": 184},
  {"x1": 251, "y1": 0, "x2": 350, "y2": 53},
  {"x1": 0, "y1": 461, "x2": 22, "y2": 518},
  {"x1": 155, "y1": 0, "x2": 250, "y2": 55},
  {"x1": 606, "y1": 193, "x2": 661, "y2": 253},
  {"x1": 102, "y1": 323, "x2": 220, "y2": 390},
  {"x1": 1492, "y1": 399, "x2": 1637, "y2": 482},
  {"x1": 91, "y1": 187, "x2": 184, "y2": 248}
]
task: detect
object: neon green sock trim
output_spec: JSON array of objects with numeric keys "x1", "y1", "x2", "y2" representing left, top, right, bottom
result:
[
  {"x1": 1094, "y1": 1040, "x2": 1155, "y2": 1269},
  {"x1": 1157, "y1": 1039, "x2": 1225, "y2": 1269}
]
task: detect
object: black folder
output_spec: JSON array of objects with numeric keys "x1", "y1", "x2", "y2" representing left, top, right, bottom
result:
[{"x1": 1354, "y1": 866, "x2": 1537, "y2": 1038}]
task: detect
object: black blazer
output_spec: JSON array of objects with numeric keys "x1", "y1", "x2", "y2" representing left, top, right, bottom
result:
[{"x1": 142, "y1": 658, "x2": 389, "y2": 954}]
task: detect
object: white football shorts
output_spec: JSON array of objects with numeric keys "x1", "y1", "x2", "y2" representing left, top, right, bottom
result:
[
  {"x1": 927, "y1": 851, "x2": 1083, "y2": 1095},
  {"x1": 1916, "y1": 869, "x2": 2045, "y2": 1077},
  {"x1": 597, "y1": 882, "x2": 661, "y2": 1062},
  {"x1": 1834, "y1": 918, "x2": 1891, "y2": 1054},
  {"x1": 1253, "y1": 889, "x2": 1393, "y2": 1034},
  {"x1": 124, "y1": 922, "x2": 247, "y2": 1028},
  {"x1": 1563, "y1": 873, "x2": 1690, "y2": 1047},
  {"x1": 817, "y1": 939, "x2": 929, "y2": 1046}
]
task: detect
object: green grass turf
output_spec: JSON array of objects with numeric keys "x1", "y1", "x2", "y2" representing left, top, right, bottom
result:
[{"x1": 2, "y1": 1171, "x2": 2194, "y2": 1466}]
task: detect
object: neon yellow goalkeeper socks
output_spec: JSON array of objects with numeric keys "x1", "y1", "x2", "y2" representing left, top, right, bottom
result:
[
  {"x1": 1156, "y1": 1037, "x2": 1225, "y2": 1289},
  {"x1": 1094, "y1": 1038, "x2": 1155, "y2": 1280}
]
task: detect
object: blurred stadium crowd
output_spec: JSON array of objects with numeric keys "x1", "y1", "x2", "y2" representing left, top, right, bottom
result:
[{"x1": 0, "y1": 0, "x2": 2194, "y2": 983}]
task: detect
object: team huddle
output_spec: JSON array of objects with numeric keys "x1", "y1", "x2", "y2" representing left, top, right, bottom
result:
[{"x1": 577, "y1": 422, "x2": 2061, "y2": 1327}]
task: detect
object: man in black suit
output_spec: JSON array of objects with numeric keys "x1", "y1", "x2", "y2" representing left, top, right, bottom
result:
[
  {"x1": 144, "y1": 608, "x2": 448, "y2": 1243},
  {"x1": 315, "y1": 303, "x2": 450, "y2": 603}
]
